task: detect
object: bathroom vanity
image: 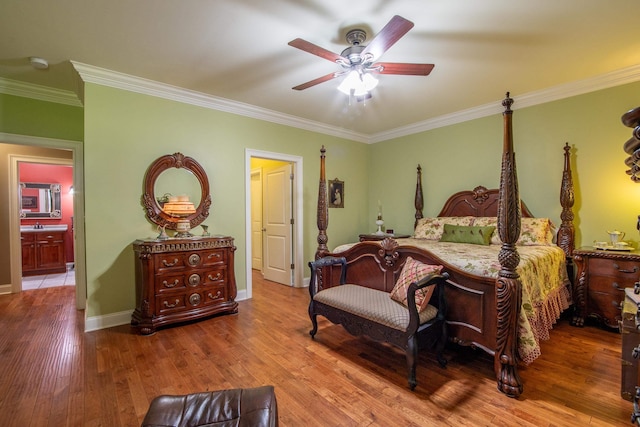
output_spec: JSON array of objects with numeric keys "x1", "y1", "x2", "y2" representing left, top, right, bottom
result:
[{"x1": 21, "y1": 225, "x2": 68, "y2": 276}]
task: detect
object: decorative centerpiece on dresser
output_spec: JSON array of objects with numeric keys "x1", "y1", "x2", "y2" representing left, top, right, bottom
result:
[
  {"x1": 131, "y1": 152, "x2": 237, "y2": 335},
  {"x1": 573, "y1": 247, "x2": 640, "y2": 329}
]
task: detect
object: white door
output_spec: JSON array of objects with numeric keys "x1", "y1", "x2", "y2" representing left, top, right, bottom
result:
[
  {"x1": 250, "y1": 169, "x2": 263, "y2": 270},
  {"x1": 263, "y1": 163, "x2": 293, "y2": 285}
]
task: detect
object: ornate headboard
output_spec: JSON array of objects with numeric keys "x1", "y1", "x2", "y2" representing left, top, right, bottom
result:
[{"x1": 436, "y1": 186, "x2": 534, "y2": 218}]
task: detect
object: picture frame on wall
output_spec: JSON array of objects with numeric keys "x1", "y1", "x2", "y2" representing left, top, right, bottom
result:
[{"x1": 329, "y1": 178, "x2": 344, "y2": 208}]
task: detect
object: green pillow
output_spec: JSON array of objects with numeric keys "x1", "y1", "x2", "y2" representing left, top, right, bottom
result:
[{"x1": 439, "y1": 224, "x2": 496, "y2": 245}]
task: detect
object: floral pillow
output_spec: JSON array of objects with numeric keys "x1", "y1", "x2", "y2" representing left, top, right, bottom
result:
[
  {"x1": 390, "y1": 257, "x2": 443, "y2": 312},
  {"x1": 414, "y1": 216, "x2": 475, "y2": 240},
  {"x1": 471, "y1": 217, "x2": 500, "y2": 244},
  {"x1": 518, "y1": 217, "x2": 554, "y2": 246},
  {"x1": 471, "y1": 217, "x2": 554, "y2": 246}
]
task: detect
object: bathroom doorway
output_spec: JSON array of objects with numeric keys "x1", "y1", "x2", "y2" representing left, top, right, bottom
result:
[
  {"x1": 3, "y1": 134, "x2": 86, "y2": 310},
  {"x1": 18, "y1": 160, "x2": 75, "y2": 291}
]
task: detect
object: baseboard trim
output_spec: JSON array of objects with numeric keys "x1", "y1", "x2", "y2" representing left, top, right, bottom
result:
[
  {"x1": 84, "y1": 290, "x2": 250, "y2": 332},
  {"x1": 84, "y1": 310, "x2": 131, "y2": 332},
  {"x1": 0, "y1": 283, "x2": 12, "y2": 295}
]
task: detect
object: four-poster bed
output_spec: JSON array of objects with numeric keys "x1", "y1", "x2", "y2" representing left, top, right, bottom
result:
[{"x1": 312, "y1": 93, "x2": 575, "y2": 398}]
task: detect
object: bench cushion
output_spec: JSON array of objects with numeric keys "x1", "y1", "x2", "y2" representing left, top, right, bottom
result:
[{"x1": 314, "y1": 285, "x2": 437, "y2": 331}]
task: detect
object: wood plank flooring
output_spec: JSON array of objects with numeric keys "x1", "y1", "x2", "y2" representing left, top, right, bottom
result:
[{"x1": 0, "y1": 271, "x2": 634, "y2": 426}]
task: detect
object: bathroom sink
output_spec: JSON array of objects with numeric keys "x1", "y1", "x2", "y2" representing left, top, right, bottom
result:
[{"x1": 20, "y1": 224, "x2": 68, "y2": 232}]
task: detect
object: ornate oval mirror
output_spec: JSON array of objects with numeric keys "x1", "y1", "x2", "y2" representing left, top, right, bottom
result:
[{"x1": 141, "y1": 152, "x2": 211, "y2": 232}]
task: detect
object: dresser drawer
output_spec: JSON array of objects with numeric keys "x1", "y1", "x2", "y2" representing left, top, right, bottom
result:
[
  {"x1": 203, "y1": 266, "x2": 227, "y2": 285},
  {"x1": 154, "y1": 253, "x2": 187, "y2": 273},
  {"x1": 201, "y1": 249, "x2": 227, "y2": 266},
  {"x1": 203, "y1": 284, "x2": 227, "y2": 304},
  {"x1": 155, "y1": 273, "x2": 188, "y2": 293},
  {"x1": 589, "y1": 258, "x2": 640, "y2": 279},
  {"x1": 588, "y1": 275, "x2": 630, "y2": 295},
  {"x1": 157, "y1": 294, "x2": 187, "y2": 314},
  {"x1": 588, "y1": 290, "x2": 622, "y2": 323}
]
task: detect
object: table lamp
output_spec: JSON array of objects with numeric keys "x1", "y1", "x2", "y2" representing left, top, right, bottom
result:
[{"x1": 162, "y1": 195, "x2": 196, "y2": 237}]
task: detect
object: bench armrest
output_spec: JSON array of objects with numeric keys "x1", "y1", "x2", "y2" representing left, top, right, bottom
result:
[
  {"x1": 406, "y1": 272, "x2": 450, "y2": 327},
  {"x1": 308, "y1": 256, "x2": 347, "y2": 298}
]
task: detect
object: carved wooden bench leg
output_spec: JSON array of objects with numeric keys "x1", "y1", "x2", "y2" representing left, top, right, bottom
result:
[{"x1": 407, "y1": 336, "x2": 418, "y2": 390}]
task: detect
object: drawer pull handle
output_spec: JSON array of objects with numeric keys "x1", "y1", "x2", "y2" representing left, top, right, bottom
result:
[
  {"x1": 163, "y1": 299, "x2": 180, "y2": 308},
  {"x1": 162, "y1": 279, "x2": 179, "y2": 288},
  {"x1": 613, "y1": 282, "x2": 625, "y2": 291},
  {"x1": 188, "y1": 274, "x2": 201, "y2": 286},
  {"x1": 208, "y1": 253, "x2": 221, "y2": 260},
  {"x1": 162, "y1": 258, "x2": 179, "y2": 267},
  {"x1": 208, "y1": 291, "x2": 222, "y2": 300},
  {"x1": 613, "y1": 263, "x2": 638, "y2": 274},
  {"x1": 188, "y1": 254, "x2": 201, "y2": 266},
  {"x1": 208, "y1": 272, "x2": 222, "y2": 281}
]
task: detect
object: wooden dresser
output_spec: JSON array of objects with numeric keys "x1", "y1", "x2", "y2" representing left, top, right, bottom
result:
[
  {"x1": 131, "y1": 235, "x2": 238, "y2": 335},
  {"x1": 21, "y1": 230, "x2": 67, "y2": 276},
  {"x1": 573, "y1": 247, "x2": 640, "y2": 329}
]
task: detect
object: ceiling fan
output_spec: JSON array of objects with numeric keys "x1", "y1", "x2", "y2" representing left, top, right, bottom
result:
[{"x1": 288, "y1": 15, "x2": 434, "y2": 99}]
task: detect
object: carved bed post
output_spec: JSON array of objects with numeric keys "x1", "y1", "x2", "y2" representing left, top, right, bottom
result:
[
  {"x1": 414, "y1": 165, "x2": 424, "y2": 229},
  {"x1": 495, "y1": 92, "x2": 524, "y2": 398},
  {"x1": 557, "y1": 142, "x2": 575, "y2": 280},
  {"x1": 316, "y1": 146, "x2": 329, "y2": 259}
]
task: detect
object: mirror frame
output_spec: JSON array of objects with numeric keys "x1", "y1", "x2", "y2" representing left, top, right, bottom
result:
[
  {"x1": 19, "y1": 182, "x2": 62, "y2": 219},
  {"x1": 141, "y1": 152, "x2": 211, "y2": 231}
]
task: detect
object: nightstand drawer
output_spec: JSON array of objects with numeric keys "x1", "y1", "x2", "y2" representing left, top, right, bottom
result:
[
  {"x1": 588, "y1": 275, "x2": 630, "y2": 295},
  {"x1": 590, "y1": 258, "x2": 640, "y2": 279}
]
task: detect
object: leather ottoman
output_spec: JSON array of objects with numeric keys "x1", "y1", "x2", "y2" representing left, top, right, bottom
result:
[{"x1": 141, "y1": 385, "x2": 278, "y2": 427}]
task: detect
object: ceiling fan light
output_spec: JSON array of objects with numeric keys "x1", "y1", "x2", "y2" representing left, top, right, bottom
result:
[
  {"x1": 337, "y1": 70, "x2": 361, "y2": 95},
  {"x1": 337, "y1": 70, "x2": 378, "y2": 97},
  {"x1": 362, "y1": 73, "x2": 378, "y2": 91},
  {"x1": 352, "y1": 85, "x2": 369, "y2": 97}
]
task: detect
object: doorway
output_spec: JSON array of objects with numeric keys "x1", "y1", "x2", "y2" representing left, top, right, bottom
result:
[
  {"x1": 3, "y1": 133, "x2": 86, "y2": 310},
  {"x1": 252, "y1": 159, "x2": 293, "y2": 285},
  {"x1": 244, "y1": 149, "x2": 303, "y2": 299}
]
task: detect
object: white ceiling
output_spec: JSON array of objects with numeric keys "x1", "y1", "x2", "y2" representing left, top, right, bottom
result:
[{"x1": 2, "y1": 0, "x2": 640, "y2": 142}]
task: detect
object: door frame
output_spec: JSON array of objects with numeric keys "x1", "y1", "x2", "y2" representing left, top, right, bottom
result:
[
  {"x1": 3, "y1": 132, "x2": 86, "y2": 310},
  {"x1": 245, "y1": 149, "x2": 303, "y2": 299}
]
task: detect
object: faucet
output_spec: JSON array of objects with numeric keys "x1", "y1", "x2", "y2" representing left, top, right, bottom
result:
[{"x1": 34, "y1": 221, "x2": 43, "y2": 229}]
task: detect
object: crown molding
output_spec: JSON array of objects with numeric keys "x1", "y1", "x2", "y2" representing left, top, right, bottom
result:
[
  {"x1": 5, "y1": 61, "x2": 640, "y2": 144},
  {"x1": 71, "y1": 61, "x2": 369, "y2": 143},
  {"x1": 0, "y1": 78, "x2": 82, "y2": 107},
  {"x1": 369, "y1": 63, "x2": 640, "y2": 143}
]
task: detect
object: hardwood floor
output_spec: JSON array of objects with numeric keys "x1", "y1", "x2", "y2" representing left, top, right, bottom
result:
[{"x1": 0, "y1": 273, "x2": 634, "y2": 426}]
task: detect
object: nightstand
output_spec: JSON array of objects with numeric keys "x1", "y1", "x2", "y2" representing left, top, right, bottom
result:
[
  {"x1": 359, "y1": 233, "x2": 411, "y2": 242},
  {"x1": 572, "y1": 247, "x2": 640, "y2": 329}
]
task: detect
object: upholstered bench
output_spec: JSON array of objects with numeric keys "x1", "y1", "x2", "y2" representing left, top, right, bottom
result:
[
  {"x1": 141, "y1": 385, "x2": 278, "y2": 427},
  {"x1": 308, "y1": 256, "x2": 449, "y2": 390}
]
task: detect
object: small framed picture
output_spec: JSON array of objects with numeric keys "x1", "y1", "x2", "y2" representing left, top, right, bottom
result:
[{"x1": 329, "y1": 178, "x2": 344, "y2": 208}]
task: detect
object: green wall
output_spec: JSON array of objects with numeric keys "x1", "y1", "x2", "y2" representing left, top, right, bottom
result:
[
  {"x1": 370, "y1": 82, "x2": 640, "y2": 248},
  {"x1": 0, "y1": 94, "x2": 83, "y2": 140},
  {"x1": 82, "y1": 83, "x2": 369, "y2": 317},
  {"x1": 0, "y1": 94, "x2": 82, "y2": 286}
]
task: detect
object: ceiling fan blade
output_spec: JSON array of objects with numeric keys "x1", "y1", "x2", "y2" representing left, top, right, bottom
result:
[
  {"x1": 374, "y1": 62, "x2": 434, "y2": 76},
  {"x1": 360, "y1": 15, "x2": 414, "y2": 61},
  {"x1": 292, "y1": 72, "x2": 338, "y2": 90},
  {"x1": 288, "y1": 38, "x2": 344, "y2": 63}
]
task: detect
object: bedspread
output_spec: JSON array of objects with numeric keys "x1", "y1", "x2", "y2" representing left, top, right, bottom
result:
[{"x1": 333, "y1": 238, "x2": 572, "y2": 364}]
